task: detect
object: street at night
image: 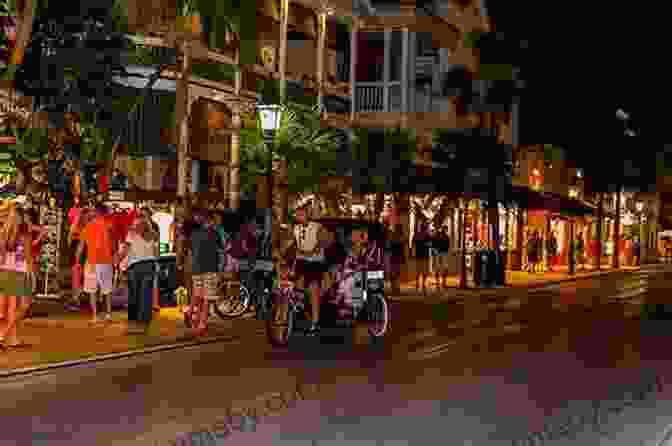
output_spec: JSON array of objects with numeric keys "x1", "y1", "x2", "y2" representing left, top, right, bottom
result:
[{"x1": 2, "y1": 265, "x2": 672, "y2": 445}]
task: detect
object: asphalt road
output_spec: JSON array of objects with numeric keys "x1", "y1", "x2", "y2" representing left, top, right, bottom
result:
[{"x1": 2, "y1": 265, "x2": 672, "y2": 446}]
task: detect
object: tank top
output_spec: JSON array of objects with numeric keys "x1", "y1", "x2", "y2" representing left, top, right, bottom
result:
[{"x1": 1, "y1": 235, "x2": 28, "y2": 272}]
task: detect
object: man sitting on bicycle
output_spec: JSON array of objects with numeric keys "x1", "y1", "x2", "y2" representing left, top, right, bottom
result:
[{"x1": 292, "y1": 204, "x2": 331, "y2": 336}]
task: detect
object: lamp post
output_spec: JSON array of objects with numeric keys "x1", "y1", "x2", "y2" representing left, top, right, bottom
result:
[
  {"x1": 636, "y1": 199, "x2": 644, "y2": 265},
  {"x1": 257, "y1": 103, "x2": 282, "y2": 256}
]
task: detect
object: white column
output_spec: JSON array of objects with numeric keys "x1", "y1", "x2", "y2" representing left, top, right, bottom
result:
[
  {"x1": 401, "y1": 27, "x2": 409, "y2": 113},
  {"x1": 279, "y1": 0, "x2": 289, "y2": 100},
  {"x1": 409, "y1": 31, "x2": 416, "y2": 112},
  {"x1": 383, "y1": 29, "x2": 391, "y2": 112},
  {"x1": 316, "y1": 12, "x2": 327, "y2": 111},
  {"x1": 350, "y1": 20, "x2": 358, "y2": 119}
]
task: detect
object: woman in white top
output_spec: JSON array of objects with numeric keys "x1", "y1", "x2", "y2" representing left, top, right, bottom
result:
[{"x1": 115, "y1": 217, "x2": 159, "y2": 333}]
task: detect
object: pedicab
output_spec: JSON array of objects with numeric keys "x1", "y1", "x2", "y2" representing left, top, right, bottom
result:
[{"x1": 267, "y1": 217, "x2": 390, "y2": 347}]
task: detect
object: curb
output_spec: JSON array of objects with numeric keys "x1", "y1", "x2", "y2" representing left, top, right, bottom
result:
[
  {"x1": 388, "y1": 267, "x2": 643, "y2": 302},
  {"x1": 0, "y1": 333, "x2": 241, "y2": 379}
]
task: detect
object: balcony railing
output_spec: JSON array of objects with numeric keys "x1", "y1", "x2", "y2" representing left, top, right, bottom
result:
[
  {"x1": 415, "y1": 55, "x2": 435, "y2": 82},
  {"x1": 355, "y1": 81, "x2": 402, "y2": 112},
  {"x1": 355, "y1": 83, "x2": 384, "y2": 112}
]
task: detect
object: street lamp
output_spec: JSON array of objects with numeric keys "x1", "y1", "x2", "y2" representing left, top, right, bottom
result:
[{"x1": 257, "y1": 103, "x2": 282, "y2": 253}]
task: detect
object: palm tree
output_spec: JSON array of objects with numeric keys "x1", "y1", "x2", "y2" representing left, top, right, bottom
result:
[{"x1": 240, "y1": 100, "x2": 340, "y2": 226}]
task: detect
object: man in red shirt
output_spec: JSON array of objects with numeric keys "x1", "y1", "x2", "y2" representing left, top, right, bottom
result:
[{"x1": 76, "y1": 205, "x2": 115, "y2": 323}]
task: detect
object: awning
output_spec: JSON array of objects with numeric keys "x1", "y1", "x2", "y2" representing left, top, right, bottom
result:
[{"x1": 508, "y1": 185, "x2": 594, "y2": 216}]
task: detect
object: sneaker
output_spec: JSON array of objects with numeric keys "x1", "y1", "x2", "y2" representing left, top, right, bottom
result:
[{"x1": 305, "y1": 323, "x2": 320, "y2": 336}]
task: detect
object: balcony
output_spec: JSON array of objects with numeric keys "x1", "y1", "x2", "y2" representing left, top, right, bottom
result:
[
  {"x1": 355, "y1": 82, "x2": 402, "y2": 112},
  {"x1": 415, "y1": 55, "x2": 436, "y2": 83}
]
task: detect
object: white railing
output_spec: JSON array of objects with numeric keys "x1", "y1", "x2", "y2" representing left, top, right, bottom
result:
[
  {"x1": 355, "y1": 81, "x2": 402, "y2": 112},
  {"x1": 355, "y1": 83, "x2": 384, "y2": 112},
  {"x1": 415, "y1": 55, "x2": 435, "y2": 80}
]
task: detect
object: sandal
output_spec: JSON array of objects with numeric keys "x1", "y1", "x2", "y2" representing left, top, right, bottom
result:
[{"x1": 6, "y1": 341, "x2": 31, "y2": 349}]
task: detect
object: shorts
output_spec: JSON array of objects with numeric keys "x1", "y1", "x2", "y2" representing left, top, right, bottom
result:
[
  {"x1": 83, "y1": 264, "x2": 114, "y2": 294},
  {"x1": 434, "y1": 253, "x2": 451, "y2": 272},
  {"x1": 295, "y1": 258, "x2": 325, "y2": 288},
  {"x1": 0, "y1": 269, "x2": 33, "y2": 297},
  {"x1": 193, "y1": 272, "x2": 219, "y2": 300}
]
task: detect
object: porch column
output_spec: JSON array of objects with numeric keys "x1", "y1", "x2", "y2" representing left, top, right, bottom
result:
[
  {"x1": 316, "y1": 10, "x2": 328, "y2": 111},
  {"x1": 230, "y1": 49, "x2": 242, "y2": 210},
  {"x1": 613, "y1": 188, "x2": 621, "y2": 268},
  {"x1": 568, "y1": 218, "x2": 575, "y2": 275},
  {"x1": 383, "y1": 29, "x2": 391, "y2": 112},
  {"x1": 279, "y1": 0, "x2": 289, "y2": 100},
  {"x1": 401, "y1": 27, "x2": 409, "y2": 113},
  {"x1": 350, "y1": 19, "x2": 358, "y2": 119},
  {"x1": 596, "y1": 192, "x2": 603, "y2": 270}
]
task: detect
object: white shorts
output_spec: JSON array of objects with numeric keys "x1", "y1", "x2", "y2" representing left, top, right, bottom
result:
[{"x1": 83, "y1": 264, "x2": 114, "y2": 295}]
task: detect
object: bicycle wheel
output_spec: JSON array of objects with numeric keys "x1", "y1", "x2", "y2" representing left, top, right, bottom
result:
[
  {"x1": 214, "y1": 281, "x2": 251, "y2": 319},
  {"x1": 364, "y1": 293, "x2": 389, "y2": 337}
]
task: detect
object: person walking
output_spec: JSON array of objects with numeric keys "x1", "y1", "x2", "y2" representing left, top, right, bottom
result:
[
  {"x1": 414, "y1": 216, "x2": 431, "y2": 293},
  {"x1": 189, "y1": 208, "x2": 220, "y2": 336},
  {"x1": 546, "y1": 231, "x2": 558, "y2": 272},
  {"x1": 115, "y1": 216, "x2": 160, "y2": 334},
  {"x1": 575, "y1": 232, "x2": 585, "y2": 271},
  {"x1": 434, "y1": 225, "x2": 451, "y2": 288},
  {"x1": 526, "y1": 230, "x2": 539, "y2": 273},
  {"x1": 633, "y1": 236, "x2": 641, "y2": 266},
  {"x1": 0, "y1": 205, "x2": 47, "y2": 349},
  {"x1": 383, "y1": 212, "x2": 403, "y2": 292},
  {"x1": 76, "y1": 204, "x2": 115, "y2": 324}
]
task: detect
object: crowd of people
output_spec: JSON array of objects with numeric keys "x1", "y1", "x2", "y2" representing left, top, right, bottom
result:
[{"x1": 0, "y1": 204, "x2": 49, "y2": 350}]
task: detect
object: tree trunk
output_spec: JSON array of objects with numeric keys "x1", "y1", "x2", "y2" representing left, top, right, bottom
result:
[
  {"x1": 613, "y1": 187, "x2": 621, "y2": 268},
  {"x1": 596, "y1": 192, "x2": 603, "y2": 271}
]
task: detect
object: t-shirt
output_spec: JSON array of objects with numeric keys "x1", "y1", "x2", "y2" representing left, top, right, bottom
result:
[
  {"x1": 152, "y1": 212, "x2": 174, "y2": 246},
  {"x1": 81, "y1": 217, "x2": 114, "y2": 265},
  {"x1": 191, "y1": 225, "x2": 219, "y2": 274},
  {"x1": 125, "y1": 232, "x2": 157, "y2": 267}
]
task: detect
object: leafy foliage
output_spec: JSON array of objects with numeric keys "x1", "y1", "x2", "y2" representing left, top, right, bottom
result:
[
  {"x1": 2, "y1": 127, "x2": 48, "y2": 160},
  {"x1": 351, "y1": 127, "x2": 416, "y2": 193},
  {"x1": 239, "y1": 101, "x2": 340, "y2": 196}
]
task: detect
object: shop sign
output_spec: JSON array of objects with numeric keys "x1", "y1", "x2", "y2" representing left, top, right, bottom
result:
[{"x1": 259, "y1": 46, "x2": 276, "y2": 71}]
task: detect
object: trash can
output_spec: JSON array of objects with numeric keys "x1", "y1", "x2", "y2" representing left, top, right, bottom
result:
[{"x1": 156, "y1": 255, "x2": 177, "y2": 307}]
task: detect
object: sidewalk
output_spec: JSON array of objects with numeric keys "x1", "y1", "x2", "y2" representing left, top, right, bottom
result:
[
  {"x1": 387, "y1": 264, "x2": 642, "y2": 302},
  {"x1": 0, "y1": 307, "x2": 264, "y2": 376}
]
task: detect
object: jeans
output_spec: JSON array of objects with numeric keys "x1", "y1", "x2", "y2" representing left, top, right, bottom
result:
[{"x1": 128, "y1": 261, "x2": 155, "y2": 324}]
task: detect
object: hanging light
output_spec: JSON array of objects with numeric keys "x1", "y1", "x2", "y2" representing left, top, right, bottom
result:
[
  {"x1": 636, "y1": 200, "x2": 644, "y2": 213},
  {"x1": 257, "y1": 104, "x2": 282, "y2": 132},
  {"x1": 532, "y1": 168, "x2": 540, "y2": 176}
]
